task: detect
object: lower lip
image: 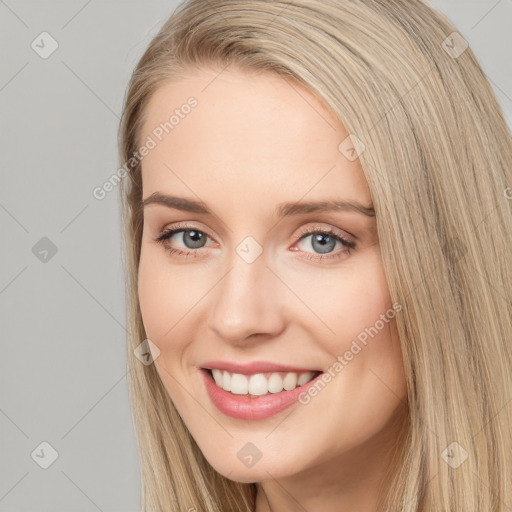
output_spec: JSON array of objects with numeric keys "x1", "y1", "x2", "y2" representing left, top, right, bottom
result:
[{"x1": 201, "y1": 369, "x2": 323, "y2": 420}]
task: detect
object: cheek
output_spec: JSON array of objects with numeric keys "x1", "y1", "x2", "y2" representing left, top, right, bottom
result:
[
  {"x1": 138, "y1": 252, "x2": 170, "y2": 340},
  {"x1": 137, "y1": 247, "x2": 202, "y2": 342},
  {"x1": 137, "y1": 252, "x2": 199, "y2": 398},
  {"x1": 292, "y1": 255, "x2": 406, "y2": 399},
  {"x1": 290, "y1": 255, "x2": 393, "y2": 345}
]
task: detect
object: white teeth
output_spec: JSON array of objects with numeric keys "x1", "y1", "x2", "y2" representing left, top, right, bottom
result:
[
  {"x1": 230, "y1": 373, "x2": 248, "y2": 395},
  {"x1": 212, "y1": 369, "x2": 223, "y2": 387},
  {"x1": 298, "y1": 371, "x2": 315, "y2": 386},
  {"x1": 210, "y1": 369, "x2": 319, "y2": 396},
  {"x1": 222, "y1": 370, "x2": 231, "y2": 391},
  {"x1": 283, "y1": 372, "x2": 297, "y2": 390},
  {"x1": 268, "y1": 373, "x2": 283, "y2": 393},
  {"x1": 248, "y1": 374, "x2": 268, "y2": 396}
]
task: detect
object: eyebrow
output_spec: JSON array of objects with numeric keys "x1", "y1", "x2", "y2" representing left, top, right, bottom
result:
[{"x1": 142, "y1": 192, "x2": 375, "y2": 218}]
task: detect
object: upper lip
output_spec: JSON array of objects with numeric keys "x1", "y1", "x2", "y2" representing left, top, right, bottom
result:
[{"x1": 200, "y1": 360, "x2": 322, "y2": 375}]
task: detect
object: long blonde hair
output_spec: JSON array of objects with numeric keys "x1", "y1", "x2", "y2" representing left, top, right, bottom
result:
[{"x1": 117, "y1": 1, "x2": 512, "y2": 510}]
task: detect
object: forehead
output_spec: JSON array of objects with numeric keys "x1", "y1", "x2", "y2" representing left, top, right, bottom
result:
[{"x1": 139, "y1": 67, "x2": 371, "y2": 213}]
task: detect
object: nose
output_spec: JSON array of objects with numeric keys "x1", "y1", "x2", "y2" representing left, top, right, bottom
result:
[{"x1": 207, "y1": 247, "x2": 286, "y2": 345}]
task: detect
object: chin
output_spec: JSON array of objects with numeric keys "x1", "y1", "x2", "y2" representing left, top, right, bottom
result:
[{"x1": 203, "y1": 449, "x2": 297, "y2": 483}]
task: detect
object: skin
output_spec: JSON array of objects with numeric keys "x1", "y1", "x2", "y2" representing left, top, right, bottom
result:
[{"x1": 137, "y1": 66, "x2": 408, "y2": 512}]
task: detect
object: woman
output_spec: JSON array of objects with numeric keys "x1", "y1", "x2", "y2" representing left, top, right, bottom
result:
[{"x1": 118, "y1": 0, "x2": 512, "y2": 510}]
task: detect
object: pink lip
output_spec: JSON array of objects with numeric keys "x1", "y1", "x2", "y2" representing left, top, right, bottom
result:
[
  {"x1": 200, "y1": 368, "x2": 324, "y2": 420},
  {"x1": 200, "y1": 360, "x2": 320, "y2": 375}
]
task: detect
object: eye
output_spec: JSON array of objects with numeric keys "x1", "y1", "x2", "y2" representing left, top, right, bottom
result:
[
  {"x1": 153, "y1": 223, "x2": 215, "y2": 258},
  {"x1": 153, "y1": 223, "x2": 357, "y2": 262},
  {"x1": 292, "y1": 226, "x2": 356, "y2": 262}
]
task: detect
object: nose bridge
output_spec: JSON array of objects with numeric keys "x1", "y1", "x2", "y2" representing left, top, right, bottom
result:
[{"x1": 208, "y1": 243, "x2": 284, "y2": 343}]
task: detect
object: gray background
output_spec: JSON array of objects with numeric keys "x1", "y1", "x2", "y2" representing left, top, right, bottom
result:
[{"x1": 1, "y1": 1, "x2": 511, "y2": 511}]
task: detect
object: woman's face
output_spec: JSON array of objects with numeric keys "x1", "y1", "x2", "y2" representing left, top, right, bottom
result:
[{"x1": 137, "y1": 66, "x2": 407, "y2": 485}]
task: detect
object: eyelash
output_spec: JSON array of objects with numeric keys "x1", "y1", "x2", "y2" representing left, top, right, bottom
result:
[{"x1": 153, "y1": 222, "x2": 356, "y2": 262}]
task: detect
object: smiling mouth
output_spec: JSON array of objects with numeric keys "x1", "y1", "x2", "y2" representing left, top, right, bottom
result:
[{"x1": 204, "y1": 368, "x2": 323, "y2": 398}]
